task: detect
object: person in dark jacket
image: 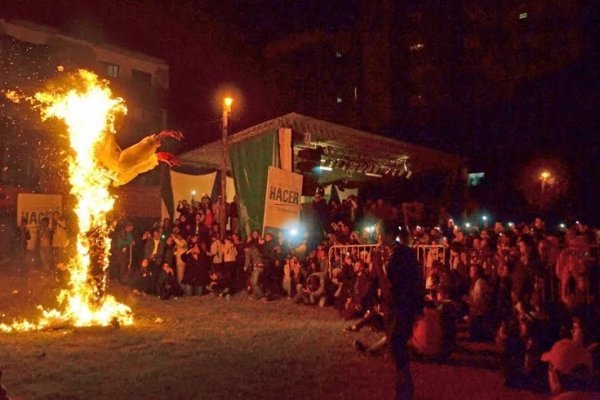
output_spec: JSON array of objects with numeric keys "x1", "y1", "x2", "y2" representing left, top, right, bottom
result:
[
  {"x1": 384, "y1": 223, "x2": 425, "y2": 400},
  {"x1": 157, "y1": 236, "x2": 183, "y2": 299},
  {"x1": 181, "y1": 243, "x2": 210, "y2": 296}
]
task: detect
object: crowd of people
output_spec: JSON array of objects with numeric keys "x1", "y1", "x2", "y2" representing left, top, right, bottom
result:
[{"x1": 14, "y1": 191, "x2": 600, "y2": 397}]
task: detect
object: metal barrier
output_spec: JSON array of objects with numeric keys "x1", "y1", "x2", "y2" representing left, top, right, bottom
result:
[
  {"x1": 326, "y1": 243, "x2": 447, "y2": 280},
  {"x1": 413, "y1": 245, "x2": 447, "y2": 279},
  {"x1": 327, "y1": 244, "x2": 381, "y2": 275}
]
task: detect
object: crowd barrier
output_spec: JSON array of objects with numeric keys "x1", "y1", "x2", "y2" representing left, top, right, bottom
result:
[
  {"x1": 413, "y1": 244, "x2": 447, "y2": 280},
  {"x1": 327, "y1": 244, "x2": 381, "y2": 276},
  {"x1": 323, "y1": 242, "x2": 600, "y2": 307},
  {"x1": 326, "y1": 243, "x2": 446, "y2": 279}
]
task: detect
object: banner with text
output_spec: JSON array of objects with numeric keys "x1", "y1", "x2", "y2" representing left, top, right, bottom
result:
[
  {"x1": 263, "y1": 166, "x2": 303, "y2": 231},
  {"x1": 17, "y1": 193, "x2": 62, "y2": 250}
]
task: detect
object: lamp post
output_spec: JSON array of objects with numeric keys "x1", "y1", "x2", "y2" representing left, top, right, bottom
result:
[
  {"x1": 540, "y1": 170, "x2": 551, "y2": 193},
  {"x1": 220, "y1": 97, "x2": 233, "y2": 239}
]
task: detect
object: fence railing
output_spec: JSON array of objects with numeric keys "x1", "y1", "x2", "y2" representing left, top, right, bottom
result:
[
  {"x1": 327, "y1": 244, "x2": 381, "y2": 276},
  {"x1": 325, "y1": 241, "x2": 599, "y2": 308},
  {"x1": 413, "y1": 244, "x2": 447, "y2": 280}
]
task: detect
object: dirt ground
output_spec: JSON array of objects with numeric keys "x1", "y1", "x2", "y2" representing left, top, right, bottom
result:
[{"x1": 0, "y1": 263, "x2": 549, "y2": 400}]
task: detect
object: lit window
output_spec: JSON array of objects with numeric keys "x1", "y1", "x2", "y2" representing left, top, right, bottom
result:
[
  {"x1": 409, "y1": 43, "x2": 425, "y2": 52},
  {"x1": 132, "y1": 69, "x2": 152, "y2": 86},
  {"x1": 106, "y1": 64, "x2": 119, "y2": 78},
  {"x1": 99, "y1": 62, "x2": 119, "y2": 78},
  {"x1": 336, "y1": 97, "x2": 343, "y2": 104},
  {"x1": 519, "y1": 12, "x2": 528, "y2": 20}
]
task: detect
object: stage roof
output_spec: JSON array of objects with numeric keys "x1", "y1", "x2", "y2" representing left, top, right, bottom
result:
[{"x1": 178, "y1": 113, "x2": 463, "y2": 175}]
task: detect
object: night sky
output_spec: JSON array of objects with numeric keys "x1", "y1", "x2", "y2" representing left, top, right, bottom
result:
[{"x1": 1, "y1": 0, "x2": 599, "y2": 223}]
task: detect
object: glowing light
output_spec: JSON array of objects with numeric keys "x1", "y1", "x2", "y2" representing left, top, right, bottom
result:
[
  {"x1": 223, "y1": 97, "x2": 233, "y2": 113},
  {"x1": 289, "y1": 228, "x2": 298, "y2": 237},
  {"x1": 482, "y1": 215, "x2": 488, "y2": 221},
  {"x1": 1, "y1": 70, "x2": 133, "y2": 333},
  {"x1": 540, "y1": 171, "x2": 551, "y2": 180},
  {"x1": 559, "y1": 223, "x2": 566, "y2": 229},
  {"x1": 507, "y1": 222, "x2": 514, "y2": 227},
  {"x1": 319, "y1": 166, "x2": 333, "y2": 171},
  {"x1": 465, "y1": 222, "x2": 471, "y2": 229}
]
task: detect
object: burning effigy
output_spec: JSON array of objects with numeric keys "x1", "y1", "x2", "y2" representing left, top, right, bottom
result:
[{"x1": 0, "y1": 69, "x2": 180, "y2": 332}]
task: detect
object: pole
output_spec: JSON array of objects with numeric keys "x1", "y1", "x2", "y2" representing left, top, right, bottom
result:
[{"x1": 220, "y1": 104, "x2": 229, "y2": 239}]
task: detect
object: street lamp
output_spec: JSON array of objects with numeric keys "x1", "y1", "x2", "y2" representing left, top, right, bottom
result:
[
  {"x1": 540, "y1": 170, "x2": 551, "y2": 193},
  {"x1": 221, "y1": 97, "x2": 233, "y2": 239}
]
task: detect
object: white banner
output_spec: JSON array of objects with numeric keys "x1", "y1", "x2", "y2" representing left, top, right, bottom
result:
[
  {"x1": 17, "y1": 194, "x2": 62, "y2": 250},
  {"x1": 170, "y1": 170, "x2": 235, "y2": 205},
  {"x1": 263, "y1": 166, "x2": 303, "y2": 231}
]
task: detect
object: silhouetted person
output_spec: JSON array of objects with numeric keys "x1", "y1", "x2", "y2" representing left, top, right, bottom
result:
[{"x1": 382, "y1": 223, "x2": 424, "y2": 400}]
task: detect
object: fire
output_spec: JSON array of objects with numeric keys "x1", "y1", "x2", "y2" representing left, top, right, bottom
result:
[{"x1": 0, "y1": 70, "x2": 133, "y2": 332}]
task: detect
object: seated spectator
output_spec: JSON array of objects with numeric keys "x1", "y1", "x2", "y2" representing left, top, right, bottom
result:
[
  {"x1": 340, "y1": 260, "x2": 374, "y2": 320},
  {"x1": 283, "y1": 256, "x2": 304, "y2": 299},
  {"x1": 467, "y1": 264, "x2": 493, "y2": 341},
  {"x1": 157, "y1": 262, "x2": 183, "y2": 300},
  {"x1": 541, "y1": 339, "x2": 596, "y2": 398},
  {"x1": 409, "y1": 305, "x2": 444, "y2": 361},
  {"x1": 292, "y1": 261, "x2": 328, "y2": 307},
  {"x1": 131, "y1": 258, "x2": 158, "y2": 295},
  {"x1": 181, "y1": 243, "x2": 210, "y2": 296}
]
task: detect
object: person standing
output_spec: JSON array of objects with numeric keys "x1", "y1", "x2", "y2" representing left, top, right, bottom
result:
[
  {"x1": 383, "y1": 223, "x2": 424, "y2": 400},
  {"x1": 50, "y1": 212, "x2": 69, "y2": 266},
  {"x1": 38, "y1": 217, "x2": 52, "y2": 271},
  {"x1": 115, "y1": 221, "x2": 135, "y2": 283},
  {"x1": 16, "y1": 217, "x2": 30, "y2": 263}
]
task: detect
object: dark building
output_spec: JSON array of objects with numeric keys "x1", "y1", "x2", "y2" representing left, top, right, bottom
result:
[{"x1": 259, "y1": 0, "x2": 595, "y2": 221}]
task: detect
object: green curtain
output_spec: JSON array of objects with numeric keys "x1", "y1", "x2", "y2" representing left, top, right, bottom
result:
[{"x1": 228, "y1": 129, "x2": 280, "y2": 237}]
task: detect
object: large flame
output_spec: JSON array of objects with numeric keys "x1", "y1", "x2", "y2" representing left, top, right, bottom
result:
[{"x1": 1, "y1": 70, "x2": 133, "y2": 332}]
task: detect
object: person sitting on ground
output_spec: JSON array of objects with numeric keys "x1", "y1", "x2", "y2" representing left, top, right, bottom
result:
[
  {"x1": 408, "y1": 303, "x2": 444, "y2": 361},
  {"x1": 157, "y1": 236, "x2": 183, "y2": 300},
  {"x1": 541, "y1": 338, "x2": 597, "y2": 399},
  {"x1": 340, "y1": 260, "x2": 374, "y2": 320},
  {"x1": 207, "y1": 270, "x2": 232, "y2": 299},
  {"x1": 131, "y1": 258, "x2": 156, "y2": 295},
  {"x1": 435, "y1": 286, "x2": 458, "y2": 361},
  {"x1": 571, "y1": 305, "x2": 600, "y2": 391},
  {"x1": 345, "y1": 304, "x2": 386, "y2": 333},
  {"x1": 283, "y1": 255, "x2": 304, "y2": 299},
  {"x1": 181, "y1": 243, "x2": 210, "y2": 296},
  {"x1": 292, "y1": 261, "x2": 328, "y2": 307},
  {"x1": 466, "y1": 264, "x2": 493, "y2": 342}
]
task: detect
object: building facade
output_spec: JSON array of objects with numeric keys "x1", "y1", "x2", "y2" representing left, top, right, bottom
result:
[{"x1": 261, "y1": 0, "x2": 586, "y2": 149}]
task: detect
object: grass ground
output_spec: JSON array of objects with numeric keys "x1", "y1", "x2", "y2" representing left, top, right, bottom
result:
[{"x1": 0, "y1": 264, "x2": 548, "y2": 400}]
